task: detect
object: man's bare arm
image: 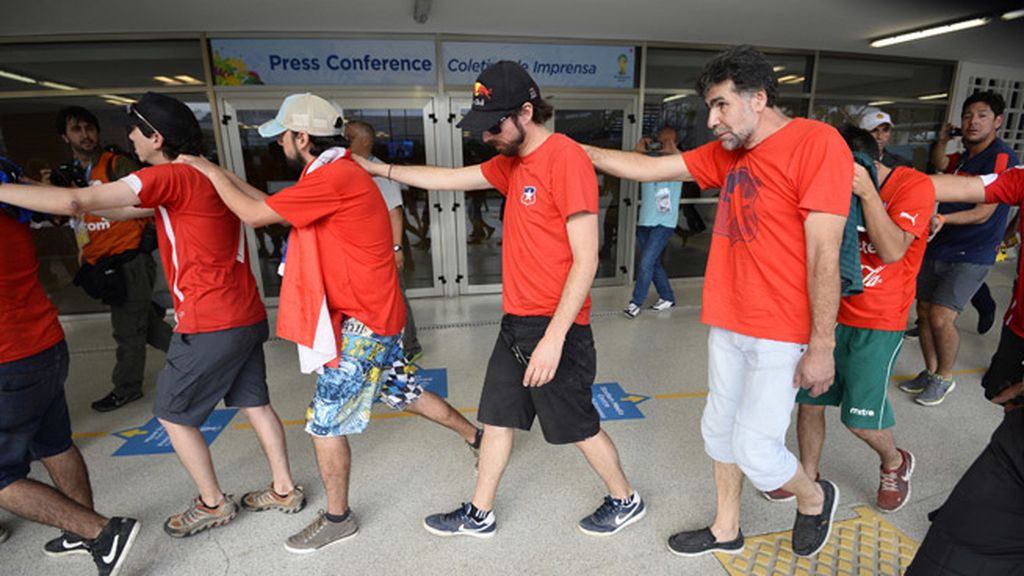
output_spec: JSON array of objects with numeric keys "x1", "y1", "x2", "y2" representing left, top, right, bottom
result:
[
  {"x1": 90, "y1": 207, "x2": 155, "y2": 221},
  {"x1": 581, "y1": 144, "x2": 693, "y2": 182},
  {"x1": 523, "y1": 211, "x2": 599, "y2": 387},
  {"x1": 941, "y1": 203, "x2": 998, "y2": 226},
  {"x1": 389, "y1": 206, "x2": 405, "y2": 270},
  {"x1": 175, "y1": 155, "x2": 285, "y2": 228},
  {"x1": 931, "y1": 174, "x2": 986, "y2": 204},
  {"x1": 0, "y1": 181, "x2": 139, "y2": 215},
  {"x1": 352, "y1": 155, "x2": 491, "y2": 191}
]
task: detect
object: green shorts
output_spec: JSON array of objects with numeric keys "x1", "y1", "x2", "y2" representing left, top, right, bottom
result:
[{"x1": 797, "y1": 324, "x2": 902, "y2": 430}]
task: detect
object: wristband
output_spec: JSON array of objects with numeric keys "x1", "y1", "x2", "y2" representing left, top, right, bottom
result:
[
  {"x1": 935, "y1": 213, "x2": 945, "y2": 225},
  {"x1": 387, "y1": 164, "x2": 394, "y2": 181}
]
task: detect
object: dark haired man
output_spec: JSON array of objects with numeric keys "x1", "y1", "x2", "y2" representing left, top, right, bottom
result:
[
  {"x1": 788, "y1": 126, "x2": 933, "y2": 514},
  {"x1": 905, "y1": 91, "x2": 1019, "y2": 407},
  {"x1": 51, "y1": 106, "x2": 173, "y2": 413},
  {"x1": 585, "y1": 45, "x2": 851, "y2": 558},
  {"x1": 357, "y1": 61, "x2": 646, "y2": 538},
  {"x1": 0, "y1": 92, "x2": 302, "y2": 539}
]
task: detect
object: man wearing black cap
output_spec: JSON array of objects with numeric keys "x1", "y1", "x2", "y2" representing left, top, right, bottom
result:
[
  {"x1": 0, "y1": 92, "x2": 303, "y2": 539},
  {"x1": 357, "y1": 61, "x2": 645, "y2": 538}
]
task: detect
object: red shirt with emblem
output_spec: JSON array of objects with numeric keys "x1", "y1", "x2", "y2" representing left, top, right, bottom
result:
[
  {"x1": 983, "y1": 166, "x2": 1024, "y2": 337},
  {"x1": 683, "y1": 118, "x2": 853, "y2": 343},
  {"x1": 265, "y1": 155, "x2": 405, "y2": 336},
  {"x1": 480, "y1": 133, "x2": 598, "y2": 325},
  {"x1": 122, "y1": 164, "x2": 266, "y2": 334},
  {"x1": 838, "y1": 167, "x2": 934, "y2": 331},
  {"x1": 0, "y1": 211, "x2": 64, "y2": 363}
]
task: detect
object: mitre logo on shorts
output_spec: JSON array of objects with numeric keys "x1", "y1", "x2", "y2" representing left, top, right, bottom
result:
[
  {"x1": 714, "y1": 167, "x2": 761, "y2": 244},
  {"x1": 521, "y1": 185, "x2": 537, "y2": 206},
  {"x1": 849, "y1": 406, "x2": 876, "y2": 417}
]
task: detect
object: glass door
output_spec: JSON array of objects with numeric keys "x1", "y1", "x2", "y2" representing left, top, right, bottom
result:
[{"x1": 220, "y1": 95, "x2": 444, "y2": 299}]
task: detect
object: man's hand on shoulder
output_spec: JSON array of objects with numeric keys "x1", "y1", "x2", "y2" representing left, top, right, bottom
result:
[{"x1": 174, "y1": 154, "x2": 220, "y2": 178}]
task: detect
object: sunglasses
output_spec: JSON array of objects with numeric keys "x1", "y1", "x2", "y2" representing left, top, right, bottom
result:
[
  {"x1": 126, "y1": 103, "x2": 159, "y2": 136},
  {"x1": 486, "y1": 115, "x2": 510, "y2": 135}
]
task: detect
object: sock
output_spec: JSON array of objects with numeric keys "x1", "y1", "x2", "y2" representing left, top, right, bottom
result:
[
  {"x1": 467, "y1": 503, "x2": 490, "y2": 521},
  {"x1": 325, "y1": 510, "x2": 350, "y2": 523},
  {"x1": 615, "y1": 492, "x2": 637, "y2": 506},
  {"x1": 201, "y1": 496, "x2": 224, "y2": 509},
  {"x1": 469, "y1": 428, "x2": 483, "y2": 449}
]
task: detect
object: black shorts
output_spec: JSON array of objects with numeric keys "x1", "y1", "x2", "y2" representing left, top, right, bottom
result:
[
  {"x1": 0, "y1": 341, "x2": 73, "y2": 490},
  {"x1": 981, "y1": 323, "x2": 1024, "y2": 406},
  {"x1": 478, "y1": 315, "x2": 599, "y2": 445},
  {"x1": 153, "y1": 321, "x2": 270, "y2": 427}
]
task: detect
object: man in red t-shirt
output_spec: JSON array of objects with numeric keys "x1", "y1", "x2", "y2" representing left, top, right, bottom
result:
[
  {"x1": 178, "y1": 93, "x2": 483, "y2": 553},
  {"x1": 791, "y1": 126, "x2": 934, "y2": 514},
  {"x1": 358, "y1": 62, "x2": 645, "y2": 538},
  {"x1": 0, "y1": 93, "x2": 301, "y2": 540},
  {"x1": 586, "y1": 45, "x2": 850, "y2": 558}
]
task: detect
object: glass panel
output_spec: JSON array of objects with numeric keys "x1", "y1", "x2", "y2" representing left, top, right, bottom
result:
[
  {"x1": 815, "y1": 56, "x2": 953, "y2": 100},
  {"x1": 0, "y1": 93, "x2": 215, "y2": 314},
  {"x1": 554, "y1": 108, "x2": 625, "y2": 279},
  {"x1": 645, "y1": 48, "x2": 812, "y2": 94},
  {"x1": 811, "y1": 99, "x2": 947, "y2": 170},
  {"x1": 0, "y1": 41, "x2": 205, "y2": 93},
  {"x1": 460, "y1": 129, "x2": 502, "y2": 286}
]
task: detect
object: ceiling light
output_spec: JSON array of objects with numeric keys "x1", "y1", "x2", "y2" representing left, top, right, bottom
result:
[
  {"x1": 917, "y1": 92, "x2": 948, "y2": 101},
  {"x1": 871, "y1": 17, "x2": 990, "y2": 48},
  {"x1": 1002, "y1": 9, "x2": 1024, "y2": 21},
  {"x1": 777, "y1": 74, "x2": 798, "y2": 82},
  {"x1": 39, "y1": 81, "x2": 77, "y2": 91},
  {"x1": 773, "y1": 65, "x2": 786, "y2": 73},
  {"x1": 174, "y1": 75, "x2": 204, "y2": 85},
  {"x1": 0, "y1": 69, "x2": 37, "y2": 84},
  {"x1": 662, "y1": 91, "x2": 695, "y2": 103},
  {"x1": 153, "y1": 75, "x2": 181, "y2": 85},
  {"x1": 868, "y1": 100, "x2": 895, "y2": 106},
  {"x1": 100, "y1": 94, "x2": 137, "y2": 105}
]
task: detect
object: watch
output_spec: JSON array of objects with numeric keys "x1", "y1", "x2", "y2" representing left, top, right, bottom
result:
[{"x1": 393, "y1": 244, "x2": 403, "y2": 252}]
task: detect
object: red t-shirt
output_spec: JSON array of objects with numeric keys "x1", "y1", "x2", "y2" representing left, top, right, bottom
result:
[
  {"x1": 265, "y1": 155, "x2": 404, "y2": 336},
  {"x1": 983, "y1": 166, "x2": 1024, "y2": 337},
  {"x1": 838, "y1": 167, "x2": 934, "y2": 330},
  {"x1": 683, "y1": 118, "x2": 853, "y2": 343},
  {"x1": 0, "y1": 212, "x2": 64, "y2": 363},
  {"x1": 122, "y1": 164, "x2": 266, "y2": 334},
  {"x1": 480, "y1": 133, "x2": 599, "y2": 325}
]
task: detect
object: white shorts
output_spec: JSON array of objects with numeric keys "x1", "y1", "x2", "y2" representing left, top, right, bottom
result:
[{"x1": 701, "y1": 327, "x2": 807, "y2": 491}]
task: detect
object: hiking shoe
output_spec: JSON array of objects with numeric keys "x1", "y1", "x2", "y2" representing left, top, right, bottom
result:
[
  {"x1": 44, "y1": 531, "x2": 90, "y2": 557},
  {"x1": 650, "y1": 298, "x2": 675, "y2": 311},
  {"x1": 667, "y1": 527, "x2": 745, "y2": 557},
  {"x1": 241, "y1": 485, "x2": 306, "y2": 514},
  {"x1": 915, "y1": 377, "x2": 956, "y2": 406},
  {"x1": 90, "y1": 517, "x2": 140, "y2": 576},
  {"x1": 899, "y1": 370, "x2": 933, "y2": 394},
  {"x1": 91, "y1": 391, "x2": 143, "y2": 413},
  {"x1": 792, "y1": 479, "x2": 839, "y2": 557},
  {"x1": 0, "y1": 524, "x2": 8, "y2": 544},
  {"x1": 623, "y1": 303, "x2": 641, "y2": 319},
  {"x1": 878, "y1": 449, "x2": 915, "y2": 513},
  {"x1": 423, "y1": 503, "x2": 496, "y2": 538},
  {"x1": 578, "y1": 492, "x2": 646, "y2": 536},
  {"x1": 163, "y1": 495, "x2": 238, "y2": 538},
  {"x1": 284, "y1": 509, "x2": 358, "y2": 554}
]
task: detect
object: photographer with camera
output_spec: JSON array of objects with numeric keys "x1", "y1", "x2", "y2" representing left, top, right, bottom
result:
[
  {"x1": 50, "y1": 106, "x2": 172, "y2": 413},
  {"x1": 623, "y1": 127, "x2": 682, "y2": 319}
]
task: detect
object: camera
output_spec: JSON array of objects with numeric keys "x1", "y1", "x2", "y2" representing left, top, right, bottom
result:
[
  {"x1": 647, "y1": 139, "x2": 663, "y2": 152},
  {"x1": 49, "y1": 163, "x2": 87, "y2": 188},
  {"x1": 950, "y1": 127, "x2": 963, "y2": 137}
]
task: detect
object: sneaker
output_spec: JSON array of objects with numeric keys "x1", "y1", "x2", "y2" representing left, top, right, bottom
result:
[
  {"x1": 650, "y1": 298, "x2": 675, "y2": 311},
  {"x1": 667, "y1": 527, "x2": 745, "y2": 557},
  {"x1": 792, "y1": 479, "x2": 839, "y2": 557},
  {"x1": 423, "y1": 503, "x2": 496, "y2": 539},
  {"x1": 578, "y1": 492, "x2": 646, "y2": 536},
  {"x1": 623, "y1": 303, "x2": 641, "y2": 319},
  {"x1": 163, "y1": 495, "x2": 238, "y2": 538},
  {"x1": 0, "y1": 524, "x2": 8, "y2": 544},
  {"x1": 90, "y1": 517, "x2": 140, "y2": 576},
  {"x1": 877, "y1": 449, "x2": 915, "y2": 513},
  {"x1": 405, "y1": 349, "x2": 423, "y2": 365},
  {"x1": 284, "y1": 509, "x2": 358, "y2": 554},
  {"x1": 43, "y1": 531, "x2": 90, "y2": 557},
  {"x1": 91, "y1": 390, "x2": 143, "y2": 413},
  {"x1": 899, "y1": 370, "x2": 933, "y2": 394},
  {"x1": 915, "y1": 377, "x2": 956, "y2": 406},
  {"x1": 241, "y1": 485, "x2": 306, "y2": 514},
  {"x1": 903, "y1": 326, "x2": 920, "y2": 338}
]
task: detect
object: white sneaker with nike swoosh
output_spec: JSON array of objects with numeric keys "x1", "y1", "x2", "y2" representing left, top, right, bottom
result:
[
  {"x1": 90, "y1": 517, "x2": 140, "y2": 576},
  {"x1": 43, "y1": 531, "x2": 90, "y2": 557},
  {"x1": 423, "y1": 503, "x2": 496, "y2": 538},
  {"x1": 578, "y1": 491, "x2": 646, "y2": 536}
]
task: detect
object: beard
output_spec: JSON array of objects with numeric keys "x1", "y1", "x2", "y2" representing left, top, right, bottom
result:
[
  {"x1": 285, "y1": 152, "x2": 307, "y2": 172},
  {"x1": 715, "y1": 124, "x2": 754, "y2": 151},
  {"x1": 490, "y1": 119, "x2": 526, "y2": 157}
]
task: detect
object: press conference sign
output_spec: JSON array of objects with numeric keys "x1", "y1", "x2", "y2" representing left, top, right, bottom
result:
[
  {"x1": 442, "y1": 42, "x2": 636, "y2": 89},
  {"x1": 210, "y1": 39, "x2": 437, "y2": 86}
]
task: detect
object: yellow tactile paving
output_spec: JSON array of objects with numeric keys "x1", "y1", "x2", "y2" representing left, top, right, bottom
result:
[{"x1": 714, "y1": 506, "x2": 918, "y2": 576}]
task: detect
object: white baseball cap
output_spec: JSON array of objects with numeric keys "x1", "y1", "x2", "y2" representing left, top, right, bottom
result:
[
  {"x1": 258, "y1": 93, "x2": 342, "y2": 138},
  {"x1": 859, "y1": 107, "x2": 893, "y2": 132}
]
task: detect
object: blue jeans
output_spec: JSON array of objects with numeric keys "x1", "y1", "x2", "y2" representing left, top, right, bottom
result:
[{"x1": 631, "y1": 225, "x2": 675, "y2": 306}]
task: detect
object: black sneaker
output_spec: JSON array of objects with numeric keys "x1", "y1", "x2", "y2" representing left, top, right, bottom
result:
[
  {"x1": 44, "y1": 531, "x2": 90, "y2": 557},
  {"x1": 792, "y1": 479, "x2": 839, "y2": 557},
  {"x1": 667, "y1": 527, "x2": 744, "y2": 557},
  {"x1": 92, "y1": 391, "x2": 143, "y2": 413},
  {"x1": 90, "y1": 517, "x2": 141, "y2": 576}
]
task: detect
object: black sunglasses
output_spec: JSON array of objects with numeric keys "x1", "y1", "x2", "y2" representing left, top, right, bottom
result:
[
  {"x1": 486, "y1": 115, "x2": 510, "y2": 135},
  {"x1": 126, "y1": 103, "x2": 159, "y2": 136}
]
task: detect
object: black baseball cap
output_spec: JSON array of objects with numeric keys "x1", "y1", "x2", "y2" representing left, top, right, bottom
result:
[
  {"x1": 456, "y1": 61, "x2": 541, "y2": 132},
  {"x1": 128, "y1": 92, "x2": 202, "y2": 147}
]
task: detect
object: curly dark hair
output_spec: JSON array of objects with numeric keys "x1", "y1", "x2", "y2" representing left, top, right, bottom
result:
[
  {"x1": 839, "y1": 124, "x2": 880, "y2": 157},
  {"x1": 697, "y1": 45, "x2": 778, "y2": 107},
  {"x1": 55, "y1": 106, "x2": 99, "y2": 136},
  {"x1": 962, "y1": 91, "x2": 1006, "y2": 117}
]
